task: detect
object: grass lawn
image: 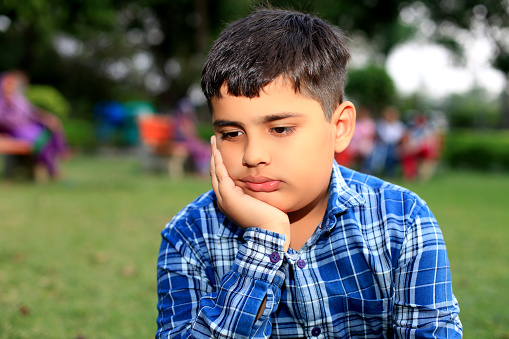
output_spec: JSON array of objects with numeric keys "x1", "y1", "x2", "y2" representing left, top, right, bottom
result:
[{"x1": 1, "y1": 155, "x2": 508, "y2": 338}]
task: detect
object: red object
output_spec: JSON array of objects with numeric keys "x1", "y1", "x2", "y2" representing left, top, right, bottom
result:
[
  {"x1": 137, "y1": 115, "x2": 174, "y2": 147},
  {"x1": 335, "y1": 149, "x2": 353, "y2": 167}
]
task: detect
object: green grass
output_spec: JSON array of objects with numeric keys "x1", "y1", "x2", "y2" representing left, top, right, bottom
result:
[
  {"x1": 398, "y1": 173, "x2": 509, "y2": 338},
  {"x1": 0, "y1": 156, "x2": 210, "y2": 339},
  {"x1": 1, "y1": 156, "x2": 508, "y2": 338}
]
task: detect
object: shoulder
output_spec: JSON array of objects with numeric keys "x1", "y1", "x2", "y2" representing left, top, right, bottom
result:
[
  {"x1": 161, "y1": 190, "x2": 223, "y2": 242},
  {"x1": 336, "y1": 165, "x2": 431, "y2": 221}
]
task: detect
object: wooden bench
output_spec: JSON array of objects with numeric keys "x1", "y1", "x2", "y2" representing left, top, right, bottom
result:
[
  {"x1": 0, "y1": 135, "x2": 37, "y2": 180},
  {"x1": 137, "y1": 115, "x2": 189, "y2": 177}
]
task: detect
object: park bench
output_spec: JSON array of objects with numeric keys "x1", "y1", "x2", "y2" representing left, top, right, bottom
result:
[
  {"x1": 0, "y1": 135, "x2": 38, "y2": 180},
  {"x1": 137, "y1": 114, "x2": 188, "y2": 178}
]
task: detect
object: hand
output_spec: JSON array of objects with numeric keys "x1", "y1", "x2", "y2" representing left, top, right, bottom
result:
[
  {"x1": 37, "y1": 111, "x2": 62, "y2": 133},
  {"x1": 210, "y1": 136, "x2": 290, "y2": 251}
]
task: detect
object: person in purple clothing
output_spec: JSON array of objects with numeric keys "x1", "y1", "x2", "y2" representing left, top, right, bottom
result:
[
  {"x1": 156, "y1": 8, "x2": 462, "y2": 338},
  {"x1": 0, "y1": 70, "x2": 68, "y2": 180},
  {"x1": 172, "y1": 98, "x2": 211, "y2": 176}
]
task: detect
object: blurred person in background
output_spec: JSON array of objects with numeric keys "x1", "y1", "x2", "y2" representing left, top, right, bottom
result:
[
  {"x1": 371, "y1": 105, "x2": 406, "y2": 177},
  {"x1": 401, "y1": 113, "x2": 441, "y2": 181},
  {"x1": 172, "y1": 97, "x2": 211, "y2": 176},
  {"x1": 0, "y1": 70, "x2": 68, "y2": 180},
  {"x1": 349, "y1": 105, "x2": 376, "y2": 173}
]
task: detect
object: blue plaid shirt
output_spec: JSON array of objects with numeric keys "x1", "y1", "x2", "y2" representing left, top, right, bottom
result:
[{"x1": 156, "y1": 163, "x2": 462, "y2": 338}]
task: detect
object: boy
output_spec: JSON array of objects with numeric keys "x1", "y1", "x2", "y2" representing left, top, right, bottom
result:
[{"x1": 156, "y1": 8, "x2": 462, "y2": 338}]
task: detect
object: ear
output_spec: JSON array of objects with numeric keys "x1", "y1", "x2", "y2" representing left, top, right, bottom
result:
[{"x1": 331, "y1": 101, "x2": 356, "y2": 153}]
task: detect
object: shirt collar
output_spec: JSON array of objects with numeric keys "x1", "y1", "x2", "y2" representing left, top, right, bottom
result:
[{"x1": 322, "y1": 161, "x2": 366, "y2": 231}]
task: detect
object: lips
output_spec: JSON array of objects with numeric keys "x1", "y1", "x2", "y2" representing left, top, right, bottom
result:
[{"x1": 240, "y1": 176, "x2": 281, "y2": 193}]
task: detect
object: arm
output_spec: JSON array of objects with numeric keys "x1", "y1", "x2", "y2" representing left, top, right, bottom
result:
[
  {"x1": 34, "y1": 109, "x2": 63, "y2": 133},
  {"x1": 156, "y1": 225, "x2": 286, "y2": 339},
  {"x1": 156, "y1": 136, "x2": 291, "y2": 338},
  {"x1": 392, "y1": 201, "x2": 463, "y2": 338}
]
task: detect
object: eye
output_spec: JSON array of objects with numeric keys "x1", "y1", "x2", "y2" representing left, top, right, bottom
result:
[
  {"x1": 271, "y1": 126, "x2": 295, "y2": 136},
  {"x1": 220, "y1": 131, "x2": 244, "y2": 140}
]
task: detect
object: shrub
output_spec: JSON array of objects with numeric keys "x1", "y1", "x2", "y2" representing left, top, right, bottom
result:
[
  {"x1": 443, "y1": 130, "x2": 509, "y2": 171},
  {"x1": 25, "y1": 85, "x2": 71, "y2": 119},
  {"x1": 441, "y1": 89, "x2": 500, "y2": 129},
  {"x1": 63, "y1": 119, "x2": 97, "y2": 152},
  {"x1": 345, "y1": 65, "x2": 396, "y2": 113}
]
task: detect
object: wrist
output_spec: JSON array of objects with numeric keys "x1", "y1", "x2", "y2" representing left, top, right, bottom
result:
[
  {"x1": 258, "y1": 221, "x2": 291, "y2": 252},
  {"x1": 236, "y1": 228, "x2": 287, "y2": 283}
]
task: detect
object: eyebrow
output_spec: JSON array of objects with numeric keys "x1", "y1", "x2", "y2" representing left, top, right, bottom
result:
[
  {"x1": 261, "y1": 113, "x2": 304, "y2": 123},
  {"x1": 212, "y1": 119, "x2": 245, "y2": 128},
  {"x1": 212, "y1": 113, "x2": 303, "y2": 128}
]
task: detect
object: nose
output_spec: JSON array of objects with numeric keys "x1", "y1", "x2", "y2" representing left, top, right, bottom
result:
[{"x1": 242, "y1": 136, "x2": 271, "y2": 167}]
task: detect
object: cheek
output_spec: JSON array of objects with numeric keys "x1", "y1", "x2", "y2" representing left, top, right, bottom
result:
[
  {"x1": 286, "y1": 134, "x2": 334, "y2": 179},
  {"x1": 288, "y1": 131, "x2": 334, "y2": 161},
  {"x1": 217, "y1": 143, "x2": 240, "y2": 173}
]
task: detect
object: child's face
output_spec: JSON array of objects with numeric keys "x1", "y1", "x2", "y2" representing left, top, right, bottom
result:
[{"x1": 211, "y1": 79, "x2": 342, "y2": 215}]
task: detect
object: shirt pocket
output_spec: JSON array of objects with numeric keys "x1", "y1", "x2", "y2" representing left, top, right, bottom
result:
[{"x1": 330, "y1": 295, "x2": 392, "y2": 337}]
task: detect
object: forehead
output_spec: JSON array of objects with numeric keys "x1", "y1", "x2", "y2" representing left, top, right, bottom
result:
[{"x1": 211, "y1": 79, "x2": 324, "y2": 121}]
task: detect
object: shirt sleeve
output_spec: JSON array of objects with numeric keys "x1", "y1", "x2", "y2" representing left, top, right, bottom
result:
[
  {"x1": 392, "y1": 199, "x2": 463, "y2": 338},
  {"x1": 156, "y1": 225, "x2": 287, "y2": 339}
]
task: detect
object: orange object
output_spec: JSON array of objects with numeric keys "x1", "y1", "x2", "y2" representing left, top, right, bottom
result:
[
  {"x1": 0, "y1": 136, "x2": 32, "y2": 155},
  {"x1": 137, "y1": 115, "x2": 175, "y2": 147}
]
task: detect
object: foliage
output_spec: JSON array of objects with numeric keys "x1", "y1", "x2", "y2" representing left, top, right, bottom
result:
[
  {"x1": 417, "y1": 0, "x2": 509, "y2": 71},
  {"x1": 267, "y1": 0, "x2": 415, "y2": 58},
  {"x1": 345, "y1": 65, "x2": 396, "y2": 113},
  {"x1": 441, "y1": 88, "x2": 501, "y2": 128},
  {"x1": 197, "y1": 122, "x2": 214, "y2": 141},
  {"x1": 1, "y1": 156, "x2": 508, "y2": 337},
  {"x1": 0, "y1": 0, "x2": 419, "y2": 121},
  {"x1": 442, "y1": 129, "x2": 509, "y2": 171},
  {"x1": 3, "y1": 0, "x2": 507, "y2": 126},
  {"x1": 25, "y1": 85, "x2": 71, "y2": 119},
  {"x1": 413, "y1": 0, "x2": 509, "y2": 127},
  {"x1": 63, "y1": 119, "x2": 97, "y2": 152}
]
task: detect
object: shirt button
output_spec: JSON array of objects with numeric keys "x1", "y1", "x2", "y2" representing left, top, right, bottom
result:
[
  {"x1": 311, "y1": 327, "x2": 321, "y2": 336},
  {"x1": 297, "y1": 259, "x2": 306, "y2": 268},
  {"x1": 269, "y1": 252, "x2": 280, "y2": 263}
]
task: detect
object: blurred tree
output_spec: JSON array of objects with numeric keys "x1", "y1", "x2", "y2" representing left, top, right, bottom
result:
[
  {"x1": 345, "y1": 65, "x2": 396, "y2": 114},
  {"x1": 266, "y1": 0, "x2": 416, "y2": 62},
  {"x1": 410, "y1": 0, "x2": 509, "y2": 127},
  {"x1": 0, "y1": 0, "x2": 256, "y2": 118},
  {"x1": 0, "y1": 0, "x2": 425, "y2": 121},
  {"x1": 442, "y1": 87, "x2": 500, "y2": 129},
  {"x1": 0, "y1": 0, "x2": 135, "y2": 119},
  {"x1": 25, "y1": 85, "x2": 71, "y2": 119}
]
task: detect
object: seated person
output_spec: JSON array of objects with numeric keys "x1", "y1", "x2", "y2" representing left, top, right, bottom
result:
[
  {"x1": 172, "y1": 98, "x2": 211, "y2": 176},
  {"x1": 156, "y1": 8, "x2": 462, "y2": 338},
  {"x1": 0, "y1": 70, "x2": 68, "y2": 179}
]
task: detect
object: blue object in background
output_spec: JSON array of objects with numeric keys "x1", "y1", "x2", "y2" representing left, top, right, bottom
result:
[
  {"x1": 123, "y1": 101, "x2": 156, "y2": 146},
  {"x1": 93, "y1": 100, "x2": 126, "y2": 144}
]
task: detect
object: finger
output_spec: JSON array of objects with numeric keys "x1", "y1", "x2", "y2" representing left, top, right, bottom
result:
[
  {"x1": 210, "y1": 136, "x2": 220, "y2": 200},
  {"x1": 210, "y1": 139, "x2": 239, "y2": 202},
  {"x1": 213, "y1": 146, "x2": 228, "y2": 183}
]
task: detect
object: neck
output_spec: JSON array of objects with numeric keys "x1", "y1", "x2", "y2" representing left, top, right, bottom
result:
[{"x1": 287, "y1": 188, "x2": 329, "y2": 251}]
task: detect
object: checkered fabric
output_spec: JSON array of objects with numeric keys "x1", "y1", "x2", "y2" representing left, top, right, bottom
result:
[{"x1": 156, "y1": 162, "x2": 462, "y2": 338}]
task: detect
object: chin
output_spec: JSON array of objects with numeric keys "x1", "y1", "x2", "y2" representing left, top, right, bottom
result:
[{"x1": 247, "y1": 192, "x2": 291, "y2": 212}]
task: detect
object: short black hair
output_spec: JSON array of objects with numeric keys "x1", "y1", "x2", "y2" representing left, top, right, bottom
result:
[{"x1": 201, "y1": 8, "x2": 350, "y2": 120}]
